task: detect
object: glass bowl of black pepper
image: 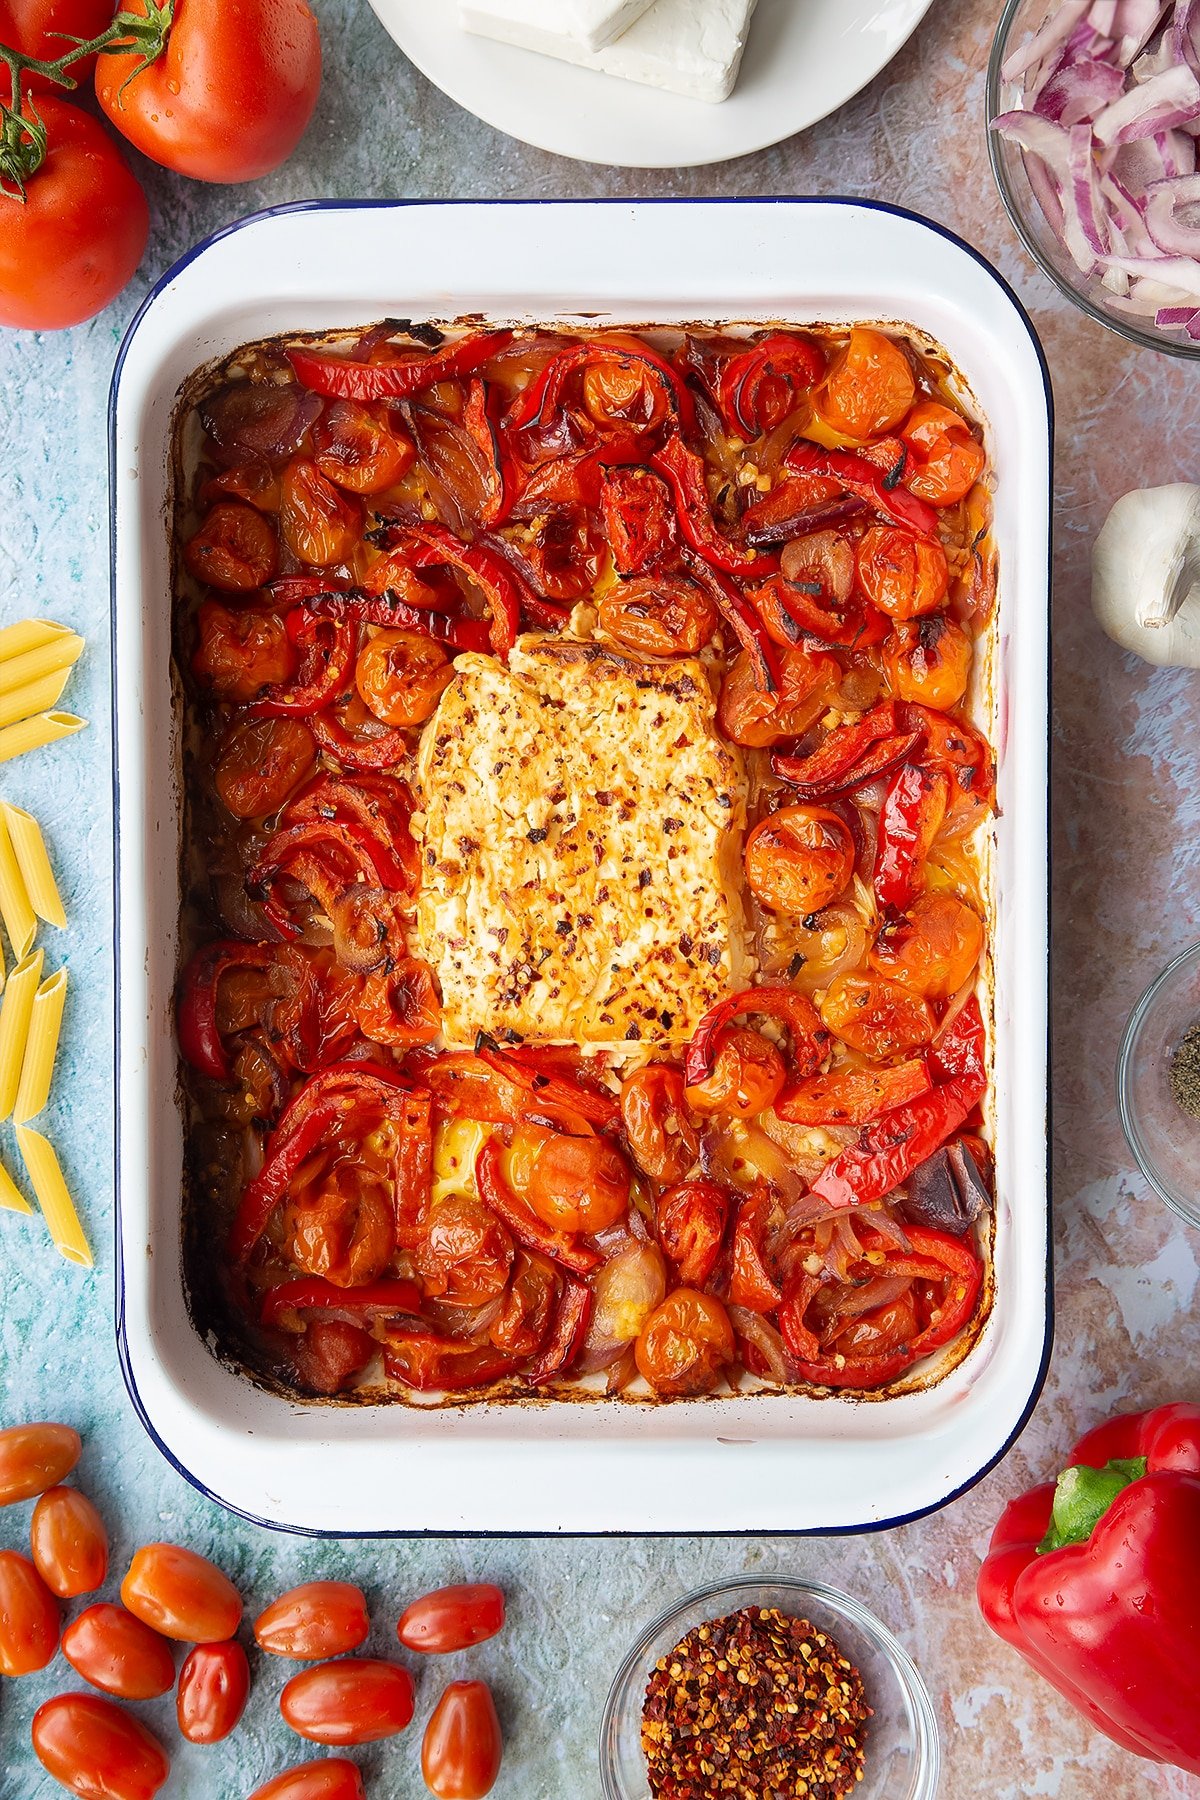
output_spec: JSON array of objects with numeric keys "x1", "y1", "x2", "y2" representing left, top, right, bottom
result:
[
  {"x1": 599, "y1": 1576, "x2": 940, "y2": 1800},
  {"x1": 1118, "y1": 941, "x2": 1200, "y2": 1228}
]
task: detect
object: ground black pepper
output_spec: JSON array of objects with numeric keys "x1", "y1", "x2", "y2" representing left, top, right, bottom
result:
[
  {"x1": 641, "y1": 1605, "x2": 871, "y2": 1799},
  {"x1": 1170, "y1": 1023, "x2": 1200, "y2": 1120}
]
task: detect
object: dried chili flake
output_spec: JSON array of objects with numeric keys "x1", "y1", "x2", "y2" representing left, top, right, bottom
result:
[{"x1": 641, "y1": 1606, "x2": 870, "y2": 1799}]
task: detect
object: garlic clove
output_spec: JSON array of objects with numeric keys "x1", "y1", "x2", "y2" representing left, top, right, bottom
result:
[{"x1": 1092, "y1": 483, "x2": 1200, "y2": 666}]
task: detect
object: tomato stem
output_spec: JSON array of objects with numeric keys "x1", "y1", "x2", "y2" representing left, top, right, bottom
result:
[{"x1": 0, "y1": 0, "x2": 174, "y2": 197}]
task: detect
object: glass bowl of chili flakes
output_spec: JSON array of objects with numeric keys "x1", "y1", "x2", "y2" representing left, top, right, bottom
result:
[{"x1": 599, "y1": 1575, "x2": 939, "y2": 1800}]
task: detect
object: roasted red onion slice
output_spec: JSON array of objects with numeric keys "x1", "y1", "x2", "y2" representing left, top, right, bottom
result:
[{"x1": 200, "y1": 381, "x2": 322, "y2": 462}]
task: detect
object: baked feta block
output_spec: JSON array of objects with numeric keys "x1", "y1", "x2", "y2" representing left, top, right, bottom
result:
[
  {"x1": 459, "y1": 0, "x2": 656, "y2": 56},
  {"x1": 416, "y1": 636, "x2": 747, "y2": 1051}
]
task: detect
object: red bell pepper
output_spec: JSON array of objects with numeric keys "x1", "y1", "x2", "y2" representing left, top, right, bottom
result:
[
  {"x1": 287, "y1": 329, "x2": 514, "y2": 401},
  {"x1": 247, "y1": 819, "x2": 408, "y2": 938},
  {"x1": 728, "y1": 1185, "x2": 782, "y2": 1314},
  {"x1": 383, "y1": 1330, "x2": 520, "y2": 1393},
  {"x1": 599, "y1": 464, "x2": 677, "y2": 576},
  {"x1": 506, "y1": 340, "x2": 695, "y2": 437},
  {"x1": 463, "y1": 377, "x2": 507, "y2": 526},
  {"x1": 308, "y1": 710, "x2": 410, "y2": 773},
  {"x1": 475, "y1": 1139, "x2": 600, "y2": 1278},
  {"x1": 717, "y1": 332, "x2": 825, "y2": 438},
  {"x1": 977, "y1": 1404, "x2": 1200, "y2": 1774},
  {"x1": 811, "y1": 997, "x2": 986, "y2": 1210},
  {"x1": 771, "y1": 701, "x2": 897, "y2": 793},
  {"x1": 524, "y1": 1274, "x2": 592, "y2": 1386},
  {"x1": 261, "y1": 1276, "x2": 423, "y2": 1330},
  {"x1": 683, "y1": 553, "x2": 782, "y2": 695},
  {"x1": 683, "y1": 985, "x2": 830, "y2": 1090},
  {"x1": 283, "y1": 773, "x2": 419, "y2": 881},
  {"x1": 872, "y1": 763, "x2": 949, "y2": 914},
  {"x1": 785, "y1": 441, "x2": 939, "y2": 537},
  {"x1": 251, "y1": 613, "x2": 355, "y2": 717},
  {"x1": 177, "y1": 940, "x2": 274, "y2": 1081},
  {"x1": 300, "y1": 584, "x2": 493, "y2": 654},
  {"x1": 747, "y1": 575, "x2": 887, "y2": 654},
  {"x1": 775, "y1": 1058, "x2": 931, "y2": 1127},
  {"x1": 654, "y1": 1180, "x2": 729, "y2": 1288},
  {"x1": 652, "y1": 434, "x2": 778, "y2": 577},
  {"x1": 382, "y1": 523, "x2": 525, "y2": 656}
]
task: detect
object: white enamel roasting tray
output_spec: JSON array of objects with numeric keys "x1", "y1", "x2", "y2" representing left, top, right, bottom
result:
[{"x1": 111, "y1": 199, "x2": 1051, "y2": 1536}]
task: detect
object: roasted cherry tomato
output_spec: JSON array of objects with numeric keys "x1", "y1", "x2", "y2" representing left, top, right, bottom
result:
[
  {"x1": 247, "y1": 1758, "x2": 366, "y2": 1800},
  {"x1": 524, "y1": 1133, "x2": 631, "y2": 1236},
  {"x1": 96, "y1": 0, "x2": 322, "y2": 185},
  {"x1": 32, "y1": 1693, "x2": 170, "y2": 1800},
  {"x1": 280, "y1": 1658, "x2": 415, "y2": 1745},
  {"x1": 818, "y1": 972, "x2": 934, "y2": 1058},
  {"x1": 0, "y1": 1550, "x2": 59, "y2": 1674},
  {"x1": 870, "y1": 891, "x2": 984, "y2": 1000},
  {"x1": 414, "y1": 1198, "x2": 514, "y2": 1307},
  {"x1": 655, "y1": 1179, "x2": 729, "y2": 1288},
  {"x1": 121, "y1": 1543, "x2": 243, "y2": 1644},
  {"x1": 597, "y1": 577, "x2": 716, "y2": 656},
  {"x1": 30, "y1": 1485, "x2": 109, "y2": 1598},
  {"x1": 291, "y1": 1319, "x2": 377, "y2": 1397},
  {"x1": 215, "y1": 717, "x2": 317, "y2": 819},
  {"x1": 0, "y1": 97, "x2": 148, "y2": 332},
  {"x1": 599, "y1": 466, "x2": 677, "y2": 576},
  {"x1": 855, "y1": 525, "x2": 949, "y2": 620},
  {"x1": 815, "y1": 327, "x2": 916, "y2": 439},
  {"x1": 255, "y1": 1582, "x2": 370, "y2": 1661},
  {"x1": 718, "y1": 645, "x2": 839, "y2": 748},
  {"x1": 177, "y1": 1639, "x2": 252, "y2": 1744},
  {"x1": 355, "y1": 957, "x2": 442, "y2": 1050},
  {"x1": 684, "y1": 1026, "x2": 785, "y2": 1120},
  {"x1": 635, "y1": 1289, "x2": 735, "y2": 1397},
  {"x1": 901, "y1": 400, "x2": 986, "y2": 506},
  {"x1": 397, "y1": 1583, "x2": 506, "y2": 1655},
  {"x1": 421, "y1": 1680, "x2": 504, "y2": 1800},
  {"x1": 885, "y1": 616, "x2": 973, "y2": 711},
  {"x1": 778, "y1": 529, "x2": 855, "y2": 608},
  {"x1": 281, "y1": 1165, "x2": 396, "y2": 1288},
  {"x1": 581, "y1": 354, "x2": 668, "y2": 432},
  {"x1": 313, "y1": 401, "x2": 415, "y2": 494},
  {"x1": 0, "y1": 1421, "x2": 80, "y2": 1505},
  {"x1": 185, "y1": 501, "x2": 279, "y2": 593},
  {"x1": 280, "y1": 459, "x2": 360, "y2": 567},
  {"x1": 619, "y1": 1064, "x2": 700, "y2": 1185},
  {"x1": 62, "y1": 1603, "x2": 176, "y2": 1700},
  {"x1": 193, "y1": 601, "x2": 295, "y2": 700},
  {"x1": 355, "y1": 629, "x2": 454, "y2": 726},
  {"x1": 744, "y1": 805, "x2": 855, "y2": 916}
]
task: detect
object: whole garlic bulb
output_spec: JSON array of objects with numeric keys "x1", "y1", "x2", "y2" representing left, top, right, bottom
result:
[{"x1": 1092, "y1": 484, "x2": 1200, "y2": 666}]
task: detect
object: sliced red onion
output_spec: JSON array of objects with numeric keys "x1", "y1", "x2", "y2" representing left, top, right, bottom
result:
[
  {"x1": 1143, "y1": 170, "x2": 1200, "y2": 247},
  {"x1": 1109, "y1": 0, "x2": 1171, "y2": 63},
  {"x1": 1154, "y1": 301, "x2": 1200, "y2": 317},
  {"x1": 1173, "y1": 0, "x2": 1200, "y2": 70},
  {"x1": 1034, "y1": 56, "x2": 1127, "y2": 119},
  {"x1": 1002, "y1": 0, "x2": 1093, "y2": 85},
  {"x1": 1092, "y1": 60, "x2": 1200, "y2": 142}
]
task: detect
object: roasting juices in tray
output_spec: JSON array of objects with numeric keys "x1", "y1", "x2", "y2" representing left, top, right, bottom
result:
[{"x1": 170, "y1": 317, "x2": 998, "y2": 1406}]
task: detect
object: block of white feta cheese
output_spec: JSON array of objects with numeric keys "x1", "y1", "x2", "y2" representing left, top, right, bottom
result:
[
  {"x1": 463, "y1": 0, "x2": 759, "y2": 105},
  {"x1": 459, "y1": 0, "x2": 657, "y2": 57}
]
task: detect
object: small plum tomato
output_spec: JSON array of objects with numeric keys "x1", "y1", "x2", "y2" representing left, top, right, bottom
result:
[
  {"x1": 279, "y1": 1658, "x2": 415, "y2": 1745},
  {"x1": 421, "y1": 1680, "x2": 504, "y2": 1800},
  {"x1": 619, "y1": 1064, "x2": 700, "y2": 1185},
  {"x1": 855, "y1": 525, "x2": 950, "y2": 620},
  {"x1": 254, "y1": 1581, "x2": 370, "y2": 1660},
  {"x1": 901, "y1": 400, "x2": 986, "y2": 507},
  {"x1": 32, "y1": 1693, "x2": 170, "y2": 1800},
  {"x1": 313, "y1": 401, "x2": 415, "y2": 494},
  {"x1": 247, "y1": 1759, "x2": 366, "y2": 1800},
  {"x1": 815, "y1": 328, "x2": 916, "y2": 439},
  {"x1": 0, "y1": 1550, "x2": 59, "y2": 1675},
  {"x1": 192, "y1": 601, "x2": 295, "y2": 702},
  {"x1": 30, "y1": 1485, "x2": 109, "y2": 1598},
  {"x1": 818, "y1": 973, "x2": 935, "y2": 1058},
  {"x1": 215, "y1": 718, "x2": 317, "y2": 820},
  {"x1": 280, "y1": 459, "x2": 360, "y2": 567},
  {"x1": 177, "y1": 1639, "x2": 252, "y2": 1744},
  {"x1": 524, "y1": 1133, "x2": 631, "y2": 1236},
  {"x1": 355, "y1": 630, "x2": 454, "y2": 727},
  {"x1": 61, "y1": 1603, "x2": 176, "y2": 1700},
  {"x1": 884, "y1": 615, "x2": 973, "y2": 711},
  {"x1": 0, "y1": 1422, "x2": 81, "y2": 1506},
  {"x1": 870, "y1": 891, "x2": 985, "y2": 1001},
  {"x1": 120, "y1": 1543, "x2": 243, "y2": 1644},
  {"x1": 655, "y1": 1180, "x2": 730, "y2": 1288},
  {"x1": 396, "y1": 1583, "x2": 506, "y2": 1655},
  {"x1": 185, "y1": 502, "x2": 279, "y2": 593}
]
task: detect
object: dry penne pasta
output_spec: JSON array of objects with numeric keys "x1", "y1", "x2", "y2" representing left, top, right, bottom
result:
[
  {"x1": 0, "y1": 620, "x2": 75, "y2": 664},
  {"x1": 14, "y1": 968, "x2": 66, "y2": 1125},
  {"x1": 1, "y1": 803, "x2": 66, "y2": 930},
  {"x1": 0, "y1": 669, "x2": 70, "y2": 732},
  {"x1": 16, "y1": 1125, "x2": 92, "y2": 1267},
  {"x1": 0, "y1": 816, "x2": 36, "y2": 962},
  {"x1": 0, "y1": 712, "x2": 86, "y2": 766},
  {"x1": 0, "y1": 633, "x2": 84, "y2": 696},
  {"x1": 0, "y1": 949, "x2": 43, "y2": 1119},
  {"x1": 0, "y1": 1158, "x2": 32, "y2": 1216}
]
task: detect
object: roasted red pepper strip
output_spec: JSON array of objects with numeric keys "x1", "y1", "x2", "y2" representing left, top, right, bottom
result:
[
  {"x1": 419, "y1": 1052, "x2": 591, "y2": 1134},
  {"x1": 382, "y1": 1330, "x2": 520, "y2": 1393},
  {"x1": 247, "y1": 819, "x2": 409, "y2": 938},
  {"x1": 300, "y1": 585, "x2": 493, "y2": 653},
  {"x1": 525, "y1": 1275, "x2": 592, "y2": 1386},
  {"x1": 683, "y1": 552, "x2": 782, "y2": 695},
  {"x1": 728, "y1": 1185, "x2": 783, "y2": 1314},
  {"x1": 771, "y1": 701, "x2": 896, "y2": 791},
  {"x1": 506, "y1": 340, "x2": 695, "y2": 436},
  {"x1": 775, "y1": 726, "x2": 926, "y2": 802},
  {"x1": 779, "y1": 1267, "x2": 914, "y2": 1390},
  {"x1": 977, "y1": 1404, "x2": 1200, "y2": 1773},
  {"x1": 473, "y1": 1041, "x2": 619, "y2": 1129},
  {"x1": 252, "y1": 613, "x2": 355, "y2": 717},
  {"x1": 717, "y1": 332, "x2": 825, "y2": 437},
  {"x1": 747, "y1": 575, "x2": 884, "y2": 652},
  {"x1": 309, "y1": 711, "x2": 412, "y2": 773},
  {"x1": 463, "y1": 377, "x2": 507, "y2": 525},
  {"x1": 261, "y1": 1276, "x2": 423, "y2": 1330},
  {"x1": 873, "y1": 763, "x2": 949, "y2": 914},
  {"x1": 376, "y1": 523, "x2": 524, "y2": 656},
  {"x1": 786, "y1": 441, "x2": 939, "y2": 537},
  {"x1": 176, "y1": 940, "x2": 274, "y2": 1081},
  {"x1": 284, "y1": 771, "x2": 417, "y2": 849},
  {"x1": 775, "y1": 1058, "x2": 931, "y2": 1127},
  {"x1": 394, "y1": 1087, "x2": 434, "y2": 1248},
  {"x1": 287, "y1": 330, "x2": 514, "y2": 402},
  {"x1": 599, "y1": 465, "x2": 677, "y2": 576},
  {"x1": 267, "y1": 575, "x2": 352, "y2": 605},
  {"x1": 810, "y1": 998, "x2": 986, "y2": 1211},
  {"x1": 475, "y1": 1139, "x2": 601, "y2": 1277},
  {"x1": 684, "y1": 985, "x2": 830, "y2": 1089},
  {"x1": 652, "y1": 434, "x2": 778, "y2": 577}
]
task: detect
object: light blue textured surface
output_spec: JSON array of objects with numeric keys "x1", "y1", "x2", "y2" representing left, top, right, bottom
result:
[{"x1": 4, "y1": 1, "x2": 1200, "y2": 1796}]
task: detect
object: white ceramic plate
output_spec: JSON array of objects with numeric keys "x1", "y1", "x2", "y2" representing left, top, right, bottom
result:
[
  {"x1": 366, "y1": 0, "x2": 938, "y2": 169},
  {"x1": 112, "y1": 198, "x2": 1051, "y2": 1538}
]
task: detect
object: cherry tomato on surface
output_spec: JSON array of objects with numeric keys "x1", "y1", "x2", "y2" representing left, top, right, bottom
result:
[
  {"x1": 815, "y1": 328, "x2": 916, "y2": 439},
  {"x1": 247, "y1": 1759, "x2": 366, "y2": 1800},
  {"x1": 855, "y1": 525, "x2": 949, "y2": 621},
  {"x1": 0, "y1": 1421, "x2": 80, "y2": 1505},
  {"x1": 96, "y1": 0, "x2": 321, "y2": 185},
  {"x1": 884, "y1": 615, "x2": 972, "y2": 711},
  {"x1": 422, "y1": 1680, "x2": 504, "y2": 1800},
  {"x1": 0, "y1": 0, "x2": 116, "y2": 91},
  {"x1": 355, "y1": 630, "x2": 454, "y2": 727},
  {"x1": 215, "y1": 717, "x2": 317, "y2": 820},
  {"x1": 523, "y1": 1132, "x2": 631, "y2": 1236},
  {"x1": 62, "y1": 1603, "x2": 176, "y2": 1700},
  {"x1": 818, "y1": 972, "x2": 934, "y2": 1059},
  {"x1": 869, "y1": 891, "x2": 984, "y2": 1001},
  {"x1": 192, "y1": 601, "x2": 295, "y2": 701},
  {"x1": 619, "y1": 1064, "x2": 700, "y2": 1185},
  {"x1": 0, "y1": 1549, "x2": 59, "y2": 1674},
  {"x1": 281, "y1": 1164, "x2": 395, "y2": 1288},
  {"x1": 313, "y1": 401, "x2": 415, "y2": 494},
  {"x1": 597, "y1": 578, "x2": 716, "y2": 656},
  {"x1": 414, "y1": 1197, "x2": 514, "y2": 1307},
  {"x1": 744, "y1": 805, "x2": 855, "y2": 916},
  {"x1": 635, "y1": 1288, "x2": 735, "y2": 1397},
  {"x1": 397, "y1": 1584, "x2": 506, "y2": 1655},
  {"x1": 901, "y1": 400, "x2": 986, "y2": 507},
  {"x1": 684, "y1": 1025, "x2": 785, "y2": 1120},
  {"x1": 185, "y1": 501, "x2": 279, "y2": 593},
  {"x1": 121, "y1": 1543, "x2": 243, "y2": 1644},
  {"x1": 32, "y1": 1693, "x2": 170, "y2": 1800},
  {"x1": 0, "y1": 97, "x2": 147, "y2": 332},
  {"x1": 290, "y1": 1318, "x2": 376, "y2": 1397},
  {"x1": 254, "y1": 1582, "x2": 370, "y2": 1661},
  {"x1": 31, "y1": 1485, "x2": 109, "y2": 1598},
  {"x1": 655, "y1": 1179, "x2": 729, "y2": 1288},
  {"x1": 279, "y1": 459, "x2": 359, "y2": 568},
  {"x1": 177, "y1": 1639, "x2": 252, "y2": 1744},
  {"x1": 279, "y1": 1658, "x2": 415, "y2": 1745},
  {"x1": 718, "y1": 645, "x2": 839, "y2": 748}
]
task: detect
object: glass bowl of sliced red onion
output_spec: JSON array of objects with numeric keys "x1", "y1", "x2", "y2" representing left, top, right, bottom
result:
[{"x1": 988, "y1": 0, "x2": 1200, "y2": 353}]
